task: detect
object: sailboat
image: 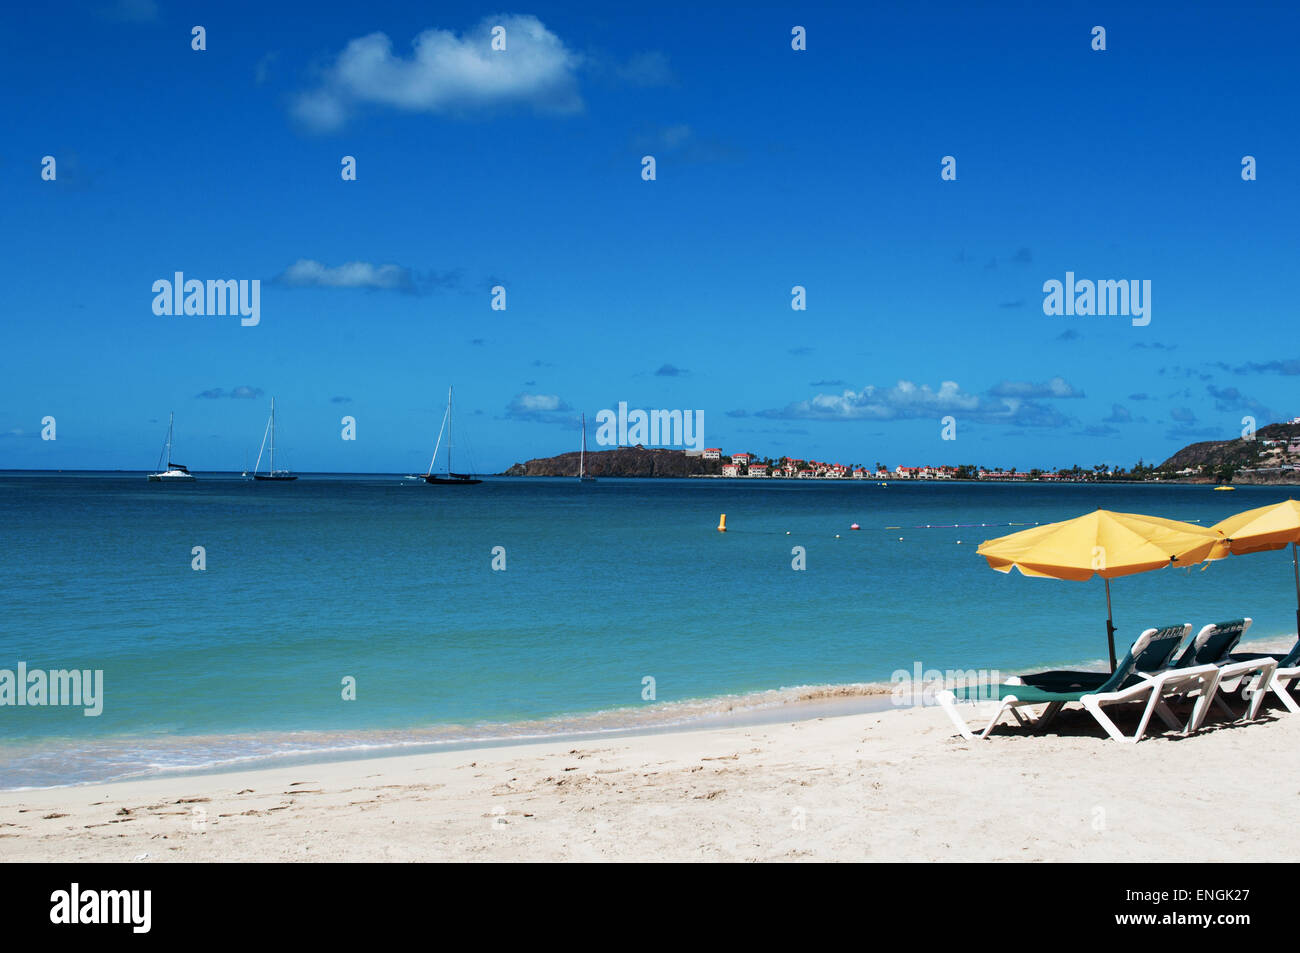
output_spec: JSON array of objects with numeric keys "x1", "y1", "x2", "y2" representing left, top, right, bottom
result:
[
  {"x1": 425, "y1": 386, "x2": 481, "y2": 485},
  {"x1": 578, "y1": 412, "x2": 596, "y2": 482},
  {"x1": 147, "y1": 413, "x2": 196, "y2": 481},
  {"x1": 252, "y1": 398, "x2": 297, "y2": 481}
]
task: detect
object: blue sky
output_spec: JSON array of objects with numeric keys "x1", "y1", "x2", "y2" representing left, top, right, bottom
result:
[{"x1": 3, "y1": 0, "x2": 1297, "y2": 473}]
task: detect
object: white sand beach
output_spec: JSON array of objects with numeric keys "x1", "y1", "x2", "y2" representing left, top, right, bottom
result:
[{"x1": 4, "y1": 697, "x2": 1298, "y2": 862}]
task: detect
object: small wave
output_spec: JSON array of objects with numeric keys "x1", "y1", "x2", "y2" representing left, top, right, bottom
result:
[
  {"x1": 5, "y1": 636, "x2": 1292, "y2": 790},
  {"x1": 0, "y1": 681, "x2": 902, "y2": 790}
]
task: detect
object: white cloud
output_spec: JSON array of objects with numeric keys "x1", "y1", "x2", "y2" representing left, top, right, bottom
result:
[
  {"x1": 196, "y1": 386, "x2": 264, "y2": 400},
  {"x1": 103, "y1": 0, "x2": 157, "y2": 22},
  {"x1": 758, "y1": 380, "x2": 1074, "y2": 428},
  {"x1": 988, "y1": 376, "x2": 1083, "y2": 399},
  {"x1": 275, "y1": 259, "x2": 415, "y2": 292},
  {"x1": 255, "y1": 52, "x2": 279, "y2": 86},
  {"x1": 616, "y1": 51, "x2": 674, "y2": 86},
  {"x1": 505, "y1": 392, "x2": 574, "y2": 424},
  {"x1": 291, "y1": 15, "x2": 583, "y2": 131},
  {"x1": 631, "y1": 123, "x2": 740, "y2": 164},
  {"x1": 762, "y1": 381, "x2": 982, "y2": 421},
  {"x1": 510, "y1": 393, "x2": 566, "y2": 412}
]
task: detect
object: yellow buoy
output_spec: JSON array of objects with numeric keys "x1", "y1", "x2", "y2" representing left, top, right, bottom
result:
[{"x1": 717, "y1": 514, "x2": 727, "y2": 532}]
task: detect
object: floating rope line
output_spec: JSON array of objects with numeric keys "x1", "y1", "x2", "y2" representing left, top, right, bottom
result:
[
  {"x1": 720, "y1": 517, "x2": 1208, "y2": 536},
  {"x1": 882, "y1": 521, "x2": 1043, "y2": 530},
  {"x1": 725, "y1": 520, "x2": 1046, "y2": 537}
]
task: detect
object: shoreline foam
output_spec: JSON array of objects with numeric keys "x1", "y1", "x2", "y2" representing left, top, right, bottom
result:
[
  {"x1": 4, "y1": 630, "x2": 1292, "y2": 791},
  {"x1": 3, "y1": 696, "x2": 1298, "y2": 862}
]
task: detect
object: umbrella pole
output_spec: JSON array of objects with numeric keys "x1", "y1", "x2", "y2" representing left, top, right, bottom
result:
[
  {"x1": 1105, "y1": 577, "x2": 1117, "y2": 672},
  {"x1": 1293, "y1": 542, "x2": 1300, "y2": 637}
]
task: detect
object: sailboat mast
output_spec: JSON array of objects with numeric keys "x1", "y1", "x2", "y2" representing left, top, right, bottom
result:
[
  {"x1": 420, "y1": 385, "x2": 480, "y2": 484},
  {"x1": 254, "y1": 416, "x2": 270, "y2": 476},
  {"x1": 580, "y1": 412, "x2": 586, "y2": 478},
  {"x1": 166, "y1": 412, "x2": 174, "y2": 464},
  {"x1": 269, "y1": 398, "x2": 275, "y2": 474}
]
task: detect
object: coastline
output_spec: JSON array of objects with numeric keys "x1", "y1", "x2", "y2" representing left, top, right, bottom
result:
[
  {"x1": 3, "y1": 634, "x2": 1292, "y2": 793},
  {"x1": 5, "y1": 470, "x2": 1300, "y2": 487},
  {"x1": 0, "y1": 683, "x2": 900, "y2": 792},
  {"x1": 5, "y1": 694, "x2": 1299, "y2": 862}
]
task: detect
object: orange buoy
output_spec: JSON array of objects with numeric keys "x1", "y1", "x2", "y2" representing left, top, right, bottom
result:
[
  {"x1": 717, "y1": 514, "x2": 727, "y2": 532},
  {"x1": 850, "y1": 523, "x2": 860, "y2": 530}
]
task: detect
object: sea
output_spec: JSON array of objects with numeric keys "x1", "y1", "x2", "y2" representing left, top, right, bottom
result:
[{"x1": 1, "y1": 473, "x2": 1296, "y2": 789}]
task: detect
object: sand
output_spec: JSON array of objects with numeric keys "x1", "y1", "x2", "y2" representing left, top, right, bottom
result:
[{"x1": 3, "y1": 697, "x2": 1297, "y2": 862}]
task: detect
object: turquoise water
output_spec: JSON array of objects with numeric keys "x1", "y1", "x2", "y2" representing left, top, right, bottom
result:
[{"x1": 1, "y1": 473, "x2": 1296, "y2": 787}]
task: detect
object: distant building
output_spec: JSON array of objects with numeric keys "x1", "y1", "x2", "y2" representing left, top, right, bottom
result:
[
  {"x1": 721, "y1": 463, "x2": 740, "y2": 477},
  {"x1": 748, "y1": 463, "x2": 768, "y2": 476},
  {"x1": 852, "y1": 468, "x2": 867, "y2": 479},
  {"x1": 703, "y1": 448, "x2": 721, "y2": 460},
  {"x1": 731, "y1": 453, "x2": 751, "y2": 465}
]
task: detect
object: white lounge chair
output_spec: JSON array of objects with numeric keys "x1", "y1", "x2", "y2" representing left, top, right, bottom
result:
[
  {"x1": 1229, "y1": 635, "x2": 1300, "y2": 715},
  {"x1": 937, "y1": 624, "x2": 1222, "y2": 743},
  {"x1": 1170, "y1": 619, "x2": 1276, "y2": 722}
]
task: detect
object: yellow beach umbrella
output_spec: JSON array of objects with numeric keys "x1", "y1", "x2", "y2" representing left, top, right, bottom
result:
[
  {"x1": 978, "y1": 510, "x2": 1229, "y2": 671},
  {"x1": 1212, "y1": 499, "x2": 1300, "y2": 635}
]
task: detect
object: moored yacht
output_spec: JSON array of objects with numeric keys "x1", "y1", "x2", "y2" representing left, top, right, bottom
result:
[
  {"x1": 424, "y1": 387, "x2": 481, "y2": 485},
  {"x1": 252, "y1": 397, "x2": 297, "y2": 481},
  {"x1": 579, "y1": 412, "x2": 596, "y2": 482},
  {"x1": 147, "y1": 413, "x2": 197, "y2": 481}
]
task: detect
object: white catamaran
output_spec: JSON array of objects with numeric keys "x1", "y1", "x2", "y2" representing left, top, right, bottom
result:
[
  {"x1": 579, "y1": 412, "x2": 596, "y2": 482},
  {"x1": 147, "y1": 413, "x2": 196, "y2": 481},
  {"x1": 252, "y1": 397, "x2": 297, "y2": 481},
  {"x1": 425, "y1": 386, "x2": 481, "y2": 485}
]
